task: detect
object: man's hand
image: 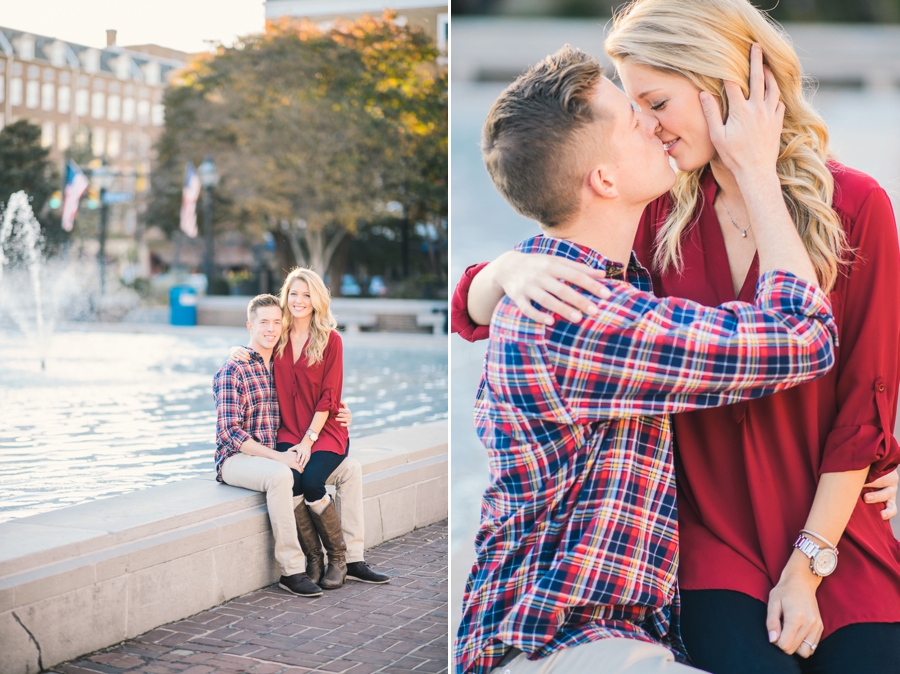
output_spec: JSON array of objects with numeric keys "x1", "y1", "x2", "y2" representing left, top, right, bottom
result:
[
  {"x1": 336, "y1": 402, "x2": 352, "y2": 428},
  {"x1": 275, "y1": 448, "x2": 303, "y2": 471},
  {"x1": 767, "y1": 550, "x2": 823, "y2": 658},
  {"x1": 863, "y1": 468, "x2": 899, "y2": 520}
]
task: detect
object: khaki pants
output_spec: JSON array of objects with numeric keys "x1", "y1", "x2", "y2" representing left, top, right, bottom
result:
[
  {"x1": 222, "y1": 453, "x2": 305, "y2": 576},
  {"x1": 327, "y1": 457, "x2": 365, "y2": 564},
  {"x1": 222, "y1": 454, "x2": 367, "y2": 575},
  {"x1": 492, "y1": 639, "x2": 702, "y2": 674}
]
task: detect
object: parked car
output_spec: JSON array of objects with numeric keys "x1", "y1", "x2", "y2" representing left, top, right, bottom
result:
[
  {"x1": 341, "y1": 274, "x2": 362, "y2": 296},
  {"x1": 368, "y1": 276, "x2": 387, "y2": 296}
]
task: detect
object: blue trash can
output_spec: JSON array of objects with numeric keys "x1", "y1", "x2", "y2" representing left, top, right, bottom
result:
[{"x1": 170, "y1": 286, "x2": 198, "y2": 326}]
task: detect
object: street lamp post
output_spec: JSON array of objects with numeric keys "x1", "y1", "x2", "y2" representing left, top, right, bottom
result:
[
  {"x1": 92, "y1": 161, "x2": 113, "y2": 295},
  {"x1": 197, "y1": 156, "x2": 219, "y2": 288}
]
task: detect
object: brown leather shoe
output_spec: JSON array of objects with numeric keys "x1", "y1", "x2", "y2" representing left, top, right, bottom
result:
[
  {"x1": 308, "y1": 497, "x2": 347, "y2": 590},
  {"x1": 294, "y1": 500, "x2": 325, "y2": 585}
]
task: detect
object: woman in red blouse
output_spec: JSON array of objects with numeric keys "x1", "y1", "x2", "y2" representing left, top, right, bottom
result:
[
  {"x1": 453, "y1": 0, "x2": 900, "y2": 671},
  {"x1": 261, "y1": 267, "x2": 350, "y2": 590}
]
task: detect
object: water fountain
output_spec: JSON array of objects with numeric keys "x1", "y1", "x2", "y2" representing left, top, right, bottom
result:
[{"x1": 0, "y1": 191, "x2": 49, "y2": 369}]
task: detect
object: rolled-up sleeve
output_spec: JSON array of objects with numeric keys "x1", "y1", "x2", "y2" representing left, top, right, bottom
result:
[
  {"x1": 452, "y1": 262, "x2": 490, "y2": 342},
  {"x1": 820, "y1": 187, "x2": 900, "y2": 479},
  {"x1": 315, "y1": 333, "x2": 343, "y2": 415}
]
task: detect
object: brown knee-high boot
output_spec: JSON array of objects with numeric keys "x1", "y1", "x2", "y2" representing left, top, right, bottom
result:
[
  {"x1": 307, "y1": 494, "x2": 347, "y2": 590},
  {"x1": 293, "y1": 499, "x2": 325, "y2": 585}
]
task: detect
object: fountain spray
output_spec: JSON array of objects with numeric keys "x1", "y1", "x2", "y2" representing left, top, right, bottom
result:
[{"x1": 0, "y1": 191, "x2": 48, "y2": 369}]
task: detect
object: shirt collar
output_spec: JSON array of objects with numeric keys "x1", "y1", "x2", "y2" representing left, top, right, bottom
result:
[{"x1": 513, "y1": 234, "x2": 646, "y2": 280}]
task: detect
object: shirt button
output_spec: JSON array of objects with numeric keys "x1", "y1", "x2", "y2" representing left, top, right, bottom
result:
[{"x1": 878, "y1": 383, "x2": 886, "y2": 392}]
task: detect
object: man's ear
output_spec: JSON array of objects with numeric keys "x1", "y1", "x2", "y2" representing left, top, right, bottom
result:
[
  {"x1": 246, "y1": 320, "x2": 253, "y2": 332},
  {"x1": 587, "y1": 165, "x2": 618, "y2": 200}
]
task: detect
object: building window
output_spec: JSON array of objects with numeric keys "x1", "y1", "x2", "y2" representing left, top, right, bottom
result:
[
  {"x1": 43, "y1": 68, "x2": 55, "y2": 81},
  {"x1": 78, "y1": 74, "x2": 89, "y2": 87},
  {"x1": 107, "y1": 95, "x2": 121, "y2": 122},
  {"x1": 58, "y1": 86, "x2": 70, "y2": 113},
  {"x1": 26, "y1": 80, "x2": 39, "y2": 108},
  {"x1": 92, "y1": 127, "x2": 105, "y2": 157},
  {"x1": 122, "y1": 97, "x2": 135, "y2": 123},
  {"x1": 59, "y1": 71, "x2": 70, "y2": 84},
  {"x1": 137, "y1": 100, "x2": 150, "y2": 125},
  {"x1": 10, "y1": 78, "x2": 23, "y2": 106},
  {"x1": 93, "y1": 78, "x2": 105, "y2": 91},
  {"x1": 41, "y1": 83, "x2": 55, "y2": 111},
  {"x1": 58, "y1": 123, "x2": 70, "y2": 151},
  {"x1": 12, "y1": 63, "x2": 23, "y2": 76},
  {"x1": 27, "y1": 65, "x2": 39, "y2": 79},
  {"x1": 0, "y1": 76, "x2": 4, "y2": 104},
  {"x1": 82, "y1": 50, "x2": 100, "y2": 74},
  {"x1": 107, "y1": 130, "x2": 121, "y2": 157},
  {"x1": 0, "y1": 61, "x2": 5, "y2": 73},
  {"x1": 41, "y1": 121, "x2": 54, "y2": 148},
  {"x1": 91, "y1": 91, "x2": 105, "y2": 119},
  {"x1": 75, "y1": 89, "x2": 89, "y2": 116},
  {"x1": 151, "y1": 103, "x2": 164, "y2": 127}
]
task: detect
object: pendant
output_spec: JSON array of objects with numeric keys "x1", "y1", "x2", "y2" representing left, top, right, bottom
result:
[{"x1": 741, "y1": 231, "x2": 748, "y2": 238}]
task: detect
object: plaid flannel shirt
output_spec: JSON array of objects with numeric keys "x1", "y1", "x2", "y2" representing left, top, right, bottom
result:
[
  {"x1": 212, "y1": 348, "x2": 280, "y2": 482},
  {"x1": 455, "y1": 235, "x2": 838, "y2": 674}
]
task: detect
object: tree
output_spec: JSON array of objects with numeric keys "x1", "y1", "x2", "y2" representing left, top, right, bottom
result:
[
  {"x1": 148, "y1": 12, "x2": 448, "y2": 284},
  {"x1": 0, "y1": 120, "x2": 62, "y2": 251}
]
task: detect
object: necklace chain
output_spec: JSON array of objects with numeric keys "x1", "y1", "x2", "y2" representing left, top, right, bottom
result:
[{"x1": 721, "y1": 199, "x2": 751, "y2": 238}]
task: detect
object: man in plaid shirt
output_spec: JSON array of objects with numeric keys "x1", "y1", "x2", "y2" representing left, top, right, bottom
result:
[{"x1": 454, "y1": 48, "x2": 838, "y2": 674}]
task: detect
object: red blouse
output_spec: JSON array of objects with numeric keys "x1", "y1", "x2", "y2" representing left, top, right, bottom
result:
[
  {"x1": 274, "y1": 329, "x2": 348, "y2": 455},
  {"x1": 451, "y1": 163, "x2": 900, "y2": 638}
]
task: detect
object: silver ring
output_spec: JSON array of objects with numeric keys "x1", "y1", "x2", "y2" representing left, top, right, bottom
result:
[{"x1": 802, "y1": 639, "x2": 817, "y2": 651}]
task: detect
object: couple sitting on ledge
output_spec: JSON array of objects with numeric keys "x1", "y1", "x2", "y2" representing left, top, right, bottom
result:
[
  {"x1": 453, "y1": 1, "x2": 900, "y2": 671},
  {"x1": 212, "y1": 267, "x2": 390, "y2": 598}
]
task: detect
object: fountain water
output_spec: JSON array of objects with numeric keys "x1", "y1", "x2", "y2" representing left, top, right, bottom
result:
[{"x1": 0, "y1": 191, "x2": 49, "y2": 369}]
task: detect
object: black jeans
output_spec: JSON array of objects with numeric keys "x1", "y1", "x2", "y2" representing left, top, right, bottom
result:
[
  {"x1": 680, "y1": 589, "x2": 900, "y2": 674},
  {"x1": 275, "y1": 441, "x2": 347, "y2": 502}
]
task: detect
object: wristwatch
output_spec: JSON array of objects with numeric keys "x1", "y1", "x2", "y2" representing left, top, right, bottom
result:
[
  {"x1": 793, "y1": 532, "x2": 838, "y2": 577},
  {"x1": 304, "y1": 429, "x2": 319, "y2": 443}
]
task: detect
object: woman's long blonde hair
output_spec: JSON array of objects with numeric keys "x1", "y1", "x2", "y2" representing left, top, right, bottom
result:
[
  {"x1": 606, "y1": 0, "x2": 849, "y2": 291},
  {"x1": 276, "y1": 268, "x2": 337, "y2": 366}
]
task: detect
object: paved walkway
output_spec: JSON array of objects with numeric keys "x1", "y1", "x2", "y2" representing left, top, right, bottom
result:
[{"x1": 52, "y1": 522, "x2": 448, "y2": 674}]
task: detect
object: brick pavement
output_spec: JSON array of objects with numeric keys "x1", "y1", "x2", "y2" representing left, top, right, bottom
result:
[{"x1": 51, "y1": 522, "x2": 448, "y2": 674}]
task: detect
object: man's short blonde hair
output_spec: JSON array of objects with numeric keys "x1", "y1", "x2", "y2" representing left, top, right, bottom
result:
[
  {"x1": 247, "y1": 294, "x2": 281, "y2": 322},
  {"x1": 481, "y1": 45, "x2": 607, "y2": 229}
]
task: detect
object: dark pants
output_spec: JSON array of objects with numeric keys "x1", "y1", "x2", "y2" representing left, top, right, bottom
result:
[
  {"x1": 275, "y1": 441, "x2": 346, "y2": 502},
  {"x1": 680, "y1": 589, "x2": 900, "y2": 674}
]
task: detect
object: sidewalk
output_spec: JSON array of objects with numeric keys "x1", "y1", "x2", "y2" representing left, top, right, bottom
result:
[{"x1": 51, "y1": 522, "x2": 448, "y2": 674}]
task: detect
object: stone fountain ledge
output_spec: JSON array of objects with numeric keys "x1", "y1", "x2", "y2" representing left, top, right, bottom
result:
[{"x1": 0, "y1": 420, "x2": 447, "y2": 674}]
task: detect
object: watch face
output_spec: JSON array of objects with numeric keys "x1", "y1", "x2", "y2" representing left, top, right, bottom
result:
[{"x1": 814, "y1": 549, "x2": 838, "y2": 576}]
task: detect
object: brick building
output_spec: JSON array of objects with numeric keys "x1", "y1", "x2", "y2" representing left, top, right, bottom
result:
[{"x1": 0, "y1": 27, "x2": 187, "y2": 269}]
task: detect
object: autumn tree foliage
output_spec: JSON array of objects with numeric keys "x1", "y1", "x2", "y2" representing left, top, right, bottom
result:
[{"x1": 148, "y1": 12, "x2": 447, "y2": 282}]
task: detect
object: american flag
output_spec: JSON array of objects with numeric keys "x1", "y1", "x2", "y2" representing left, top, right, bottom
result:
[
  {"x1": 180, "y1": 162, "x2": 201, "y2": 238},
  {"x1": 61, "y1": 160, "x2": 89, "y2": 232}
]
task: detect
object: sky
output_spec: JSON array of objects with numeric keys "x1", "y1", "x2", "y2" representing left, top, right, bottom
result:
[{"x1": 0, "y1": 0, "x2": 267, "y2": 54}]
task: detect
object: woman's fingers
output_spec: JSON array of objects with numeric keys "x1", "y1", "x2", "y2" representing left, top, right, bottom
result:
[
  {"x1": 748, "y1": 43, "x2": 765, "y2": 103},
  {"x1": 763, "y1": 65, "x2": 781, "y2": 108},
  {"x1": 765, "y1": 595, "x2": 783, "y2": 645},
  {"x1": 864, "y1": 468, "x2": 899, "y2": 519},
  {"x1": 795, "y1": 621, "x2": 824, "y2": 659}
]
